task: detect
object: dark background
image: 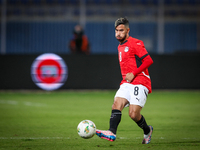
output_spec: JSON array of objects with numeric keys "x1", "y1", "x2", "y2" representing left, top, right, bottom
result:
[{"x1": 1, "y1": 54, "x2": 199, "y2": 90}]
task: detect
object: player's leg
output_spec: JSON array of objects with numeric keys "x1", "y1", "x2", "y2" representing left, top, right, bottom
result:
[
  {"x1": 129, "y1": 85, "x2": 153, "y2": 144},
  {"x1": 96, "y1": 97, "x2": 128, "y2": 141},
  {"x1": 129, "y1": 105, "x2": 153, "y2": 144},
  {"x1": 129, "y1": 105, "x2": 151, "y2": 135},
  {"x1": 109, "y1": 97, "x2": 129, "y2": 134}
]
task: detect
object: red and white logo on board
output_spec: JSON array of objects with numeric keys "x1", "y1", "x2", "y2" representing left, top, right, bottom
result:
[{"x1": 31, "y1": 53, "x2": 68, "y2": 91}]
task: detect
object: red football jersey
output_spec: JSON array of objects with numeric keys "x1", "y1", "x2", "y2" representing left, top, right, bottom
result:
[{"x1": 118, "y1": 36, "x2": 152, "y2": 93}]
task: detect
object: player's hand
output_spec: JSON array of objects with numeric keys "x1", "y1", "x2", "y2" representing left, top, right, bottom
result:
[{"x1": 125, "y1": 73, "x2": 134, "y2": 83}]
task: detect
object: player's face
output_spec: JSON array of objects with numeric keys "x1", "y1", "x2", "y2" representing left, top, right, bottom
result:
[{"x1": 115, "y1": 24, "x2": 130, "y2": 43}]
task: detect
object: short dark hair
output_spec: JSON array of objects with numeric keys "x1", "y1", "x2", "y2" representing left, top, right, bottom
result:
[{"x1": 115, "y1": 17, "x2": 129, "y2": 28}]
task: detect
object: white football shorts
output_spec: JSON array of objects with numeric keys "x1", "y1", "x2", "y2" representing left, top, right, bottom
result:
[{"x1": 114, "y1": 83, "x2": 149, "y2": 108}]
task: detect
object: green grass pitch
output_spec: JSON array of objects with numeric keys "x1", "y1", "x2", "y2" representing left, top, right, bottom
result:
[{"x1": 0, "y1": 90, "x2": 200, "y2": 150}]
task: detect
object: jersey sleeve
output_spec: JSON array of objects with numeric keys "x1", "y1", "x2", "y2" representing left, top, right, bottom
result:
[
  {"x1": 135, "y1": 40, "x2": 148, "y2": 57},
  {"x1": 132, "y1": 40, "x2": 153, "y2": 76},
  {"x1": 132, "y1": 55, "x2": 153, "y2": 76}
]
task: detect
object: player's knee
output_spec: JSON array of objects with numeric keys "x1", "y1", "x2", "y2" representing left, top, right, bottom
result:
[
  {"x1": 129, "y1": 112, "x2": 140, "y2": 122},
  {"x1": 112, "y1": 101, "x2": 121, "y2": 110},
  {"x1": 129, "y1": 112, "x2": 136, "y2": 121},
  {"x1": 112, "y1": 98, "x2": 126, "y2": 111}
]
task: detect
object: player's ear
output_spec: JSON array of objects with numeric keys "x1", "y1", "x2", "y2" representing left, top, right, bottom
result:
[{"x1": 127, "y1": 28, "x2": 130, "y2": 33}]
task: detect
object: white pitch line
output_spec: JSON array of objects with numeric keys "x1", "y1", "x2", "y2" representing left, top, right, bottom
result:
[
  {"x1": 119, "y1": 137, "x2": 165, "y2": 140},
  {"x1": 0, "y1": 100, "x2": 47, "y2": 107},
  {"x1": 23, "y1": 102, "x2": 47, "y2": 107},
  {"x1": 0, "y1": 137, "x2": 198, "y2": 140},
  {"x1": 0, "y1": 100, "x2": 18, "y2": 105},
  {"x1": 0, "y1": 137, "x2": 70, "y2": 140}
]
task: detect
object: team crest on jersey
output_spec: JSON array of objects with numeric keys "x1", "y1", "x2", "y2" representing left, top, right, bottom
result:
[{"x1": 124, "y1": 46, "x2": 129, "y2": 52}]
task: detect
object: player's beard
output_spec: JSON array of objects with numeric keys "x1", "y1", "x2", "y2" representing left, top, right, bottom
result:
[{"x1": 116, "y1": 34, "x2": 127, "y2": 43}]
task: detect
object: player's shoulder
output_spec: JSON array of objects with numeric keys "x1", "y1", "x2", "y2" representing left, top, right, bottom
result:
[
  {"x1": 128, "y1": 36, "x2": 144, "y2": 46},
  {"x1": 128, "y1": 36, "x2": 138, "y2": 41}
]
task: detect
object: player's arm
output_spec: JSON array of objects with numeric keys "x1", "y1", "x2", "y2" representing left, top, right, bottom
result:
[
  {"x1": 132, "y1": 54, "x2": 153, "y2": 76},
  {"x1": 125, "y1": 55, "x2": 153, "y2": 82}
]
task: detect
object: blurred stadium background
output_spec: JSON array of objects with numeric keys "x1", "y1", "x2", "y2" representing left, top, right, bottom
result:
[
  {"x1": 0, "y1": 0, "x2": 200, "y2": 90},
  {"x1": 1, "y1": 0, "x2": 200, "y2": 54}
]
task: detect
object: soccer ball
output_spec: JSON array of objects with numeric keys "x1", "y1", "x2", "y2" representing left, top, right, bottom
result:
[{"x1": 77, "y1": 120, "x2": 96, "y2": 139}]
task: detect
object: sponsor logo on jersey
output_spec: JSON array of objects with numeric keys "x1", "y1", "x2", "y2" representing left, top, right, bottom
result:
[
  {"x1": 124, "y1": 46, "x2": 129, "y2": 52},
  {"x1": 31, "y1": 53, "x2": 68, "y2": 91}
]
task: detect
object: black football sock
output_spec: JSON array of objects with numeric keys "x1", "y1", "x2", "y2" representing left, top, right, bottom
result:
[
  {"x1": 136, "y1": 115, "x2": 150, "y2": 135},
  {"x1": 109, "y1": 109, "x2": 122, "y2": 135}
]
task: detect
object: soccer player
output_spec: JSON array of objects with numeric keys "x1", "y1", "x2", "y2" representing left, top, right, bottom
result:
[{"x1": 96, "y1": 17, "x2": 153, "y2": 144}]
